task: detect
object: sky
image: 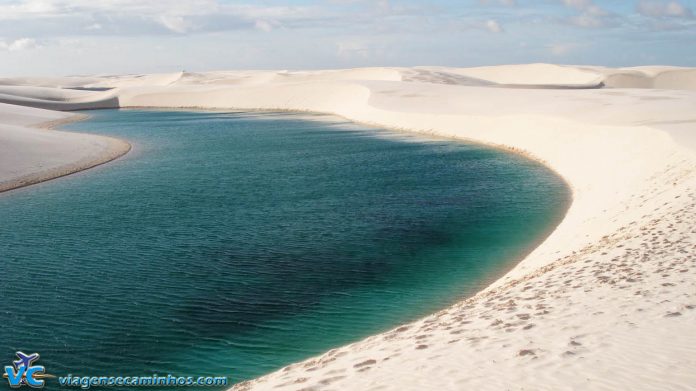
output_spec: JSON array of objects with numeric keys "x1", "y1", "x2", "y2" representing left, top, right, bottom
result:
[{"x1": 0, "y1": 0, "x2": 695, "y2": 76}]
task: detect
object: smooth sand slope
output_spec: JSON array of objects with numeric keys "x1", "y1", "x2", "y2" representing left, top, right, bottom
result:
[
  {"x1": 0, "y1": 64, "x2": 694, "y2": 390},
  {"x1": 0, "y1": 102, "x2": 129, "y2": 193}
]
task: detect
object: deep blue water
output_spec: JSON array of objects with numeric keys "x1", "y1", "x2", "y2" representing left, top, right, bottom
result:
[{"x1": 0, "y1": 110, "x2": 568, "y2": 388}]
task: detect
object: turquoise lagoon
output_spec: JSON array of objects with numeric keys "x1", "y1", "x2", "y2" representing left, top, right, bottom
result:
[{"x1": 0, "y1": 110, "x2": 568, "y2": 388}]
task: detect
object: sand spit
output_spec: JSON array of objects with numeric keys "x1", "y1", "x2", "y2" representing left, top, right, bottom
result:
[
  {"x1": 0, "y1": 103, "x2": 130, "y2": 194},
  {"x1": 0, "y1": 64, "x2": 694, "y2": 390}
]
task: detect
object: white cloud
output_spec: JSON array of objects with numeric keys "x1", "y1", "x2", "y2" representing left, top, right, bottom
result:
[
  {"x1": 157, "y1": 15, "x2": 193, "y2": 34},
  {"x1": 570, "y1": 13, "x2": 606, "y2": 28},
  {"x1": 637, "y1": 1, "x2": 694, "y2": 18},
  {"x1": 547, "y1": 42, "x2": 579, "y2": 56},
  {"x1": 562, "y1": 0, "x2": 593, "y2": 10},
  {"x1": 560, "y1": 0, "x2": 615, "y2": 28},
  {"x1": 479, "y1": 0, "x2": 516, "y2": 6},
  {"x1": 485, "y1": 19, "x2": 503, "y2": 33},
  {"x1": 254, "y1": 20, "x2": 274, "y2": 32},
  {"x1": 0, "y1": 0, "x2": 322, "y2": 37},
  {"x1": 336, "y1": 40, "x2": 370, "y2": 59},
  {"x1": 0, "y1": 37, "x2": 41, "y2": 51}
]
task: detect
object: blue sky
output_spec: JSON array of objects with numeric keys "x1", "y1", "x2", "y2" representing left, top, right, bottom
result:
[{"x1": 0, "y1": 0, "x2": 694, "y2": 76}]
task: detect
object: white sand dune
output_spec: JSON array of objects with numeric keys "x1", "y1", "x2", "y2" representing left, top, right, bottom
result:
[
  {"x1": 0, "y1": 64, "x2": 695, "y2": 390},
  {"x1": 410, "y1": 64, "x2": 696, "y2": 90},
  {"x1": 425, "y1": 63, "x2": 605, "y2": 87},
  {"x1": 0, "y1": 102, "x2": 129, "y2": 193},
  {"x1": 573, "y1": 66, "x2": 696, "y2": 91},
  {"x1": 0, "y1": 76, "x2": 100, "y2": 88},
  {"x1": 84, "y1": 71, "x2": 185, "y2": 89},
  {"x1": 0, "y1": 85, "x2": 119, "y2": 111}
]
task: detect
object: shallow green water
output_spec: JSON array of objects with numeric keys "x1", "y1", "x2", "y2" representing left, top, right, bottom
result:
[{"x1": 0, "y1": 110, "x2": 568, "y2": 388}]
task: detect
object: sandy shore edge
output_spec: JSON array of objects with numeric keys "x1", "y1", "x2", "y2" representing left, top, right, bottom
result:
[{"x1": 0, "y1": 112, "x2": 131, "y2": 194}]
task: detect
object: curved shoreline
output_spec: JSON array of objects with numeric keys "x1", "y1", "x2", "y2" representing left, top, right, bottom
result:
[
  {"x1": 184, "y1": 80, "x2": 692, "y2": 390},
  {"x1": 0, "y1": 112, "x2": 132, "y2": 194},
  {"x1": 6, "y1": 105, "x2": 574, "y2": 313},
  {"x1": 123, "y1": 105, "x2": 575, "y2": 310},
  {"x1": 0, "y1": 67, "x2": 694, "y2": 390}
]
